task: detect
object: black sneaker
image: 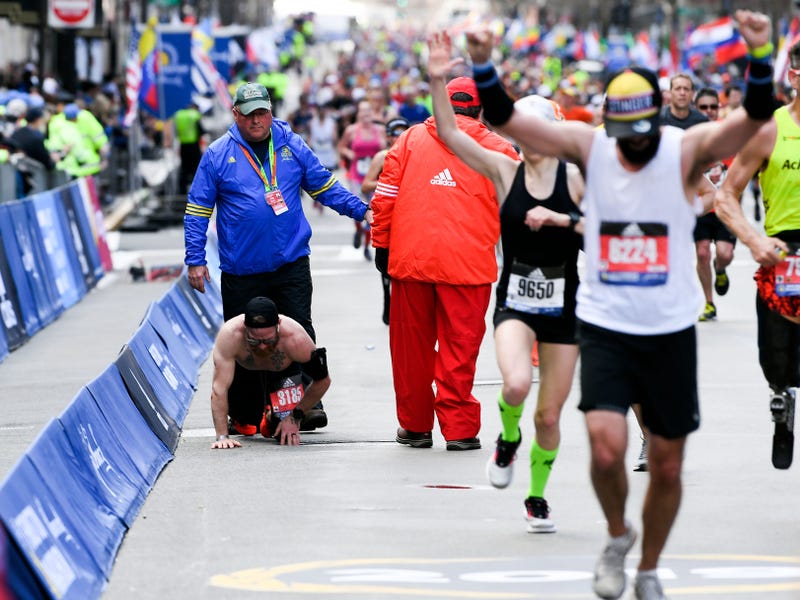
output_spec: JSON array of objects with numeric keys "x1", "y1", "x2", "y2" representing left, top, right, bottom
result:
[
  {"x1": 445, "y1": 437, "x2": 481, "y2": 451},
  {"x1": 714, "y1": 270, "x2": 730, "y2": 296},
  {"x1": 299, "y1": 408, "x2": 328, "y2": 431},
  {"x1": 524, "y1": 496, "x2": 555, "y2": 533},
  {"x1": 396, "y1": 427, "x2": 433, "y2": 448},
  {"x1": 486, "y1": 431, "x2": 521, "y2": 488}
]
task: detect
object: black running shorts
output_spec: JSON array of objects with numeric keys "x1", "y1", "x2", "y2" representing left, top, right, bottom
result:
[
  {"x1": 493, "y1": 306, "x2": 577, "y2": 345},
  {"x1": 576, "y1": 320, "x2": 700, "y2": 439}
]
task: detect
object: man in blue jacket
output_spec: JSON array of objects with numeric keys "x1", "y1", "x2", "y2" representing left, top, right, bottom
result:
[{"x1": 185, "y1": 82, "x2": 371, "y2": 434}]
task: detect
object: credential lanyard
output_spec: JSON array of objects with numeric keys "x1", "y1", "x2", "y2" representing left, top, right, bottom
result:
[{"x1": 238, "y1": 136, "x2": 277, "y2": 191}]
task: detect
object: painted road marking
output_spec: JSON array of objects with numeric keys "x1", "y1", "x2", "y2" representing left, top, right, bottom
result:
[{"x1": 210, "y1": 555, "x2": 800, "y2": 596}]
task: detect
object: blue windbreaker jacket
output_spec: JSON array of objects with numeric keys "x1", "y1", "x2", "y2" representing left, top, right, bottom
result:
[{"x1": 184, "y1": 119, "x2": 367, "y2": 275}]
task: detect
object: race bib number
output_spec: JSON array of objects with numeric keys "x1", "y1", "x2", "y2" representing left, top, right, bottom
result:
[
  {"x1": 268, "y1": 374, "x2": 304, "y2": 418},
  {"x1": 774, "y1": 243, "x2": 800, "y2": 296},
  {"x1": 356, "y1": 157, "x2": 372, "y2": 176},
  {"x1": 265, "y1": 188, "x2": 288, "y2": 215},
  {"x1": 505, "y1": 261, "x2": 565, "y2": 315},
  {"x1": 598, "y1": 221, "x2": 668, "y2": 286}
]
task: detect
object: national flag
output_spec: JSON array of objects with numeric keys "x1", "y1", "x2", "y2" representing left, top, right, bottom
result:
[
  {"x1": 631, "y1": 31, "x2": 659, "y2": 70},
  {"x1": 774, "y1": 16, "x2": 800, "y2": 86},
  {"x1": 684, "y1": 16, "x2": 747, "y2": 69},
  {"x1": 191, "y1": 18, "x2": 232, "y2": 110},
  {"x1": 123, "y1": 23, "x2": 141, "y2": 127},
  {"x1": 583, "y1": 26, "x2": 602, "y2": 61},
  {"x1": 138, "y1": 17, "x2": 160, "y2": 115}
]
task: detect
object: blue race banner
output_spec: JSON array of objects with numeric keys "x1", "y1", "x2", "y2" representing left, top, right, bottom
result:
[
  {"x1": 0, "y1": 456, "x2": 106, "y2": 599},
  {"x1": 143, "y1": 301, "x2": 203, "y2": 383},
  {"x1": 0, "y1": 203, "x2": 42, "y2": 337},
  {"x1": 67, "y1": 182, "x2": 104, "y2": 282},
  {"x1": 140, "y1": 26, "x2": 193, "y2": 121},
  {"x1": 25, "y1": 421, "x2": 126, "y2": 579},
  {"x1": 58, "y1": 388, "x2": 150, "y2": 527},
  {"x1": 31, "y1": 190, "x2": 85, "y2": 309},
  {"x1": 57, "y1": 187, "x2": 98, "y2": 292},
  {"x1": 85, "y1": 365, "x2": 172, "y2": 488},
  {"x1": 0, "y1": 227, "x2": 26, "y2": 351}
]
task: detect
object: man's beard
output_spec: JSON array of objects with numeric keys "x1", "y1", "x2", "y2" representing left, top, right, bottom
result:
[{"x1": 618, "y1": 135, "x2": 661, "y2": 165}]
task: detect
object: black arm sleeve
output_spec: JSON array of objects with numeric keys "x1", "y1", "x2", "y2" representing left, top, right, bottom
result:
[{"x1": 301, "y1": 347, "x2": 328, "y2": 381}]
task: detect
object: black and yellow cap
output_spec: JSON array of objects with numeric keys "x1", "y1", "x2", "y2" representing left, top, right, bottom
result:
[{"x1": 603, "y1": 67, "x2": 662, "y2": 138}]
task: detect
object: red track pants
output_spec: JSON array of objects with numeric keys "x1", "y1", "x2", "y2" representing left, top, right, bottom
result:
[{"x1": 389, "y1": 279, "x2": 490, "y2": 441}]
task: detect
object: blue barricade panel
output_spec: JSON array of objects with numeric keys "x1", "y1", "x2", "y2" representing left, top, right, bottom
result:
[
  {"x1": 0, "y1": 225, "x2": 27, "y2": 351},
  {"x1": 143, "y1": 301, "x2": 201, "y2": 384},
  {"x1": 67, "y1": 182, "x2": 104, "y2": 283},
  {"x1": 2, "y1": 200, "x2": 63, "y2": 331},
  {"x1": 176, "y1": 276, "x2": 223, "y2": 337},
  {"x1": 25, "y1": 421, "x2": 125, "y2": 579},
  {"x1": 21, "y1": 199, "x2": 64, "y2": 325},
  {"x1": 58, "y1": 388, "x2": 149, "y2": 527},
  {"x1": 56, "y1": 188, "x2": 98, "y2": 293},
  {"x1": 0, "y1": 456, "x2": 106, "y2": 600},
  {"x1": 6, "y1": 529, "x2": 50, "y2": 600},
  {"x1": 126, "y1": 322, "x2": 194, "y2": 426},
  {"x1": 31, "y1": 191, "x2": 85, "y2": 309},
  {"x1": 0, "y1": 203, "x2": 41, "y2": 337},
  {"x1": 160, "y1": 286, "x2": 215, "y2": 352},
  {"x1": 0, "y1": 325, "x2": 7, "y2": 365},
  {"x1": 114, "y1": 347, "x2": 180, "y2": 453},
  {"x1": 85, "y1": 365, "x2": 172, "y2": 487}
]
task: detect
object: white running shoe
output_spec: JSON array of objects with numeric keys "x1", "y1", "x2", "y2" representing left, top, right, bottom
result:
[
  {"x1": 593, "y1": 521, "x2": 637, "y2": 599},
  {"x1": 524, "y1": 496, "x2": 556, "y2": 533},
  {"x1": 486, "y1": 432, "x2": 521, "y2": 489}
]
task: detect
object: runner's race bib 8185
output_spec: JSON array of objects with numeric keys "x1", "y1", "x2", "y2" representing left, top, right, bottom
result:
[
  {"x1": 505, "y1": 260, "x2": 565, "y2": 316},
  {"x1": 774, "y1": 243, "x2": 800, "y2": 296},
  {"x1": 598, "y1": 221, "x2": 668, "y2": 286},
  {"x1": 269, "y1": 373, "x2": 304, "y2": 420}
]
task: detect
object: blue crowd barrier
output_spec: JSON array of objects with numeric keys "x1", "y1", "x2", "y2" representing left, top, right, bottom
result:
[
  {"x1": 31, "y1": 191, "x2": 88, "y2": 309},
  {"x1": 25, "y1": 421, "x2": 126, "y2": 579},
  {"x1": 0, "y1": 210, "x2": 28, "y2": 352},
  {"x1": 126, "y1": 321, "x2": 195, "y2": 427},
  {"x1": 66, "y1": 182, "x2": 105, "y2": 283},
  {"x1": 58, "y1": 388, "x2": 150, "y2": 527},
  {"x1": 85, "y1": 365, "x2": 172, "y2": 489},
  {"x1": 0, "y1": 455, "x2": 109, "y2": 599},
  {"x1": 160, "y1": 286, "x2": 216, "y2": 351},
  {"x1": 143, "y1": 301, "x2": 204, "y2": 386},
  {"x1": 0, "y1": 203, "x2": 53, "y2": 337},
  {"x1": 0, "y1": 172, "x2": 227, "y2": 597},
  {"x1": 114, "y1": 346, "x2": 181, "y2": 453}
]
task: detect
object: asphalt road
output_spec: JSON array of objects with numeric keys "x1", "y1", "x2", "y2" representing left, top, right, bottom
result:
[{"x1": 1, "y1": 193, "x2": 798, "y2": 600}]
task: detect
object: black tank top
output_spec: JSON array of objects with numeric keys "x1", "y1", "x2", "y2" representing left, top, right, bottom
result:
[{"x1": 496, "y1": 160, "x2": 582, "y2": 312}]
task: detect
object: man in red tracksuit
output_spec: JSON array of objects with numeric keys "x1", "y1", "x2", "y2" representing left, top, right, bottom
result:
[{"x1": 371, "y1": 77, "x2": 519, "y2": 451}]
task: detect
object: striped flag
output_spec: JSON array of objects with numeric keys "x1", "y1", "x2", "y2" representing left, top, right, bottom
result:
[
  {"x1": 192, "y1": 18, "x2": 233, "y2": 110},
  {"x1": 684, "y1": 16, "x2": 748, "y2": 69},
  {"x1": 774, "y1": 16, "x2": 800, "y2": 87},
  {"x1": 123, "y1": 22, "x2": 141, "y2": 127}
]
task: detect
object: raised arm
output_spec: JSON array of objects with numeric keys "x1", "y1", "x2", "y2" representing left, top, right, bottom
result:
[
  {"x1": 685, "y1": 10, "x2": 777, "y2": 178},
  {"x1": 429, "y1": 31, "x2": 517, "y2": 198},
  {"x1": 464, "y1": 28, "x2": 593, "y2": 167}
]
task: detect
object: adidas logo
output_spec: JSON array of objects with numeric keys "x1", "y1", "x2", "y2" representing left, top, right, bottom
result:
[
  {"x1": 621, "y1": 223, "x2": 644, "y2": 237},
  {"x1": 228, "y1": 156, "x2": 236, "y2": 163},
  {"x1": 430, "y1": 168, "x2": 457, "y2": 187}
]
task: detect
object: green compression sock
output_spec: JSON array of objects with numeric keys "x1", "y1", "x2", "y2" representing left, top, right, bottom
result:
[
  {"x1": 498, "y1": 392, "x2": 523, "y2": 442},
  {"x1": 529, "y1": 442, "x2": 559, "y2": 499}
]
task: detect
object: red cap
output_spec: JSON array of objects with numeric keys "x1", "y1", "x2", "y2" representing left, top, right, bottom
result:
[{"x1": 446, "y1": 77, "x2": 480, "y2": 108}]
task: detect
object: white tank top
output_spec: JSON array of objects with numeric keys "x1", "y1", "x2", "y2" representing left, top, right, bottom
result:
[{"x1": 576, "y1": 127, "x2": 703, "y2": 334}]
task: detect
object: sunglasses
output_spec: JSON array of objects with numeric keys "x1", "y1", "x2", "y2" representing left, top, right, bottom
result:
[
  {"x1": 245, "y1": 324, "x2": 280, "y2": 346},
  {"x1": 696, "y1": 104, "x2": 719, "y2": 110}
]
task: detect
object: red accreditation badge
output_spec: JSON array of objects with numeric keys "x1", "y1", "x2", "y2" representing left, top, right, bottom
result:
[
  {"x1": 774, "y1": 244, "x2": 800, "y2": 296},
  {"x1": 598, "y1": 221, "x2": 668, "y2": 286},
  {"x1": 265, "y1": 188, "x2": 288, "y2": 215}
]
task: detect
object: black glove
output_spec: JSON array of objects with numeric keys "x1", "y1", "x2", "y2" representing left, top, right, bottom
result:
[{"x1": 374, "y1": 247, "x2": 389, "y2": 276}]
